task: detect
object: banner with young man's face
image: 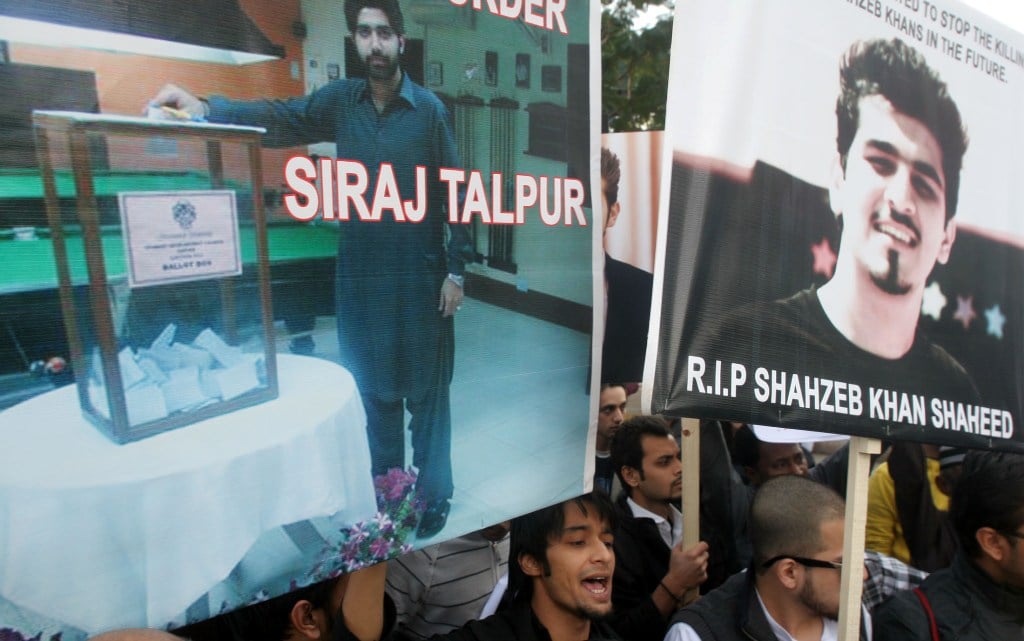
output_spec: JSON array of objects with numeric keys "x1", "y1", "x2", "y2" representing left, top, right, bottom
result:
[
  {"x1": 647, "y1": 0, "x2": 1024, "y2": 453},
  {"x1": 598, "y1": 131, "x2": 663, "y2": 386},
  {"x1": 0, "y1": 1, "x2": 599, "y2": 637}
]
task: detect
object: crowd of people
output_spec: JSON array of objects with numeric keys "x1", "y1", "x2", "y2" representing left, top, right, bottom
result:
[{"x1": 96, "y1": 425, "x2": 1024, "y2": 641}]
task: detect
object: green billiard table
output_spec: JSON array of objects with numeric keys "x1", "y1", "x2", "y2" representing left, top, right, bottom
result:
[{"x1": 0, "y1": 169, "x2": 340, "y2": 379}]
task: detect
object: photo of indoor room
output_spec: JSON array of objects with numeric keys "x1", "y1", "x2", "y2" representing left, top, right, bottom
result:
[{"x1": 0, "y1": 0, "x2": 596, "y2": 637}]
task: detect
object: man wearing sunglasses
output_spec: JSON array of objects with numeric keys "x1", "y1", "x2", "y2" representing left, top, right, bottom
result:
[
  {"x1": 665, "y1": 475, "x2": 869, "y2": 641},
  {"x1": 873, "y1": 449, "x2": 1024, "y2": 640}
]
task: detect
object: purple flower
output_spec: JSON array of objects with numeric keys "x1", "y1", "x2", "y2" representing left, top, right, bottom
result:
[
  {"x1": 385, "y1": 483, "x2": 408, "y2": 502},
  {"x1": 346, "y1": 523, "x2": 369, "y2": 544},
  {"x1": 384, "y1": 467, "x2": 417, "y2": 492},
  {"x1": 344, "y1": 558, "x2": 368, "y2": 572},
  {"x1": 341, "y1": 539, "x2": 363, "y2": 563},
  {"x1": 318, "y1": 467, "x2": 424, "y2": 569},
  {"x1": 369, "y1": 537, "x2": 392, "y2": 558}
]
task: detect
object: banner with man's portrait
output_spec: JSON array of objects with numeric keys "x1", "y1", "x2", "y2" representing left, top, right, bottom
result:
[
  {"x1": 0, "y1": 1, "x2": 598, "y2": 638},
  {"x1": 647, "y1": 0, "x2": 1024, "y2": 452},
  {"x1": 598, "y1": 130, "x2": 663, "y2": 386}
]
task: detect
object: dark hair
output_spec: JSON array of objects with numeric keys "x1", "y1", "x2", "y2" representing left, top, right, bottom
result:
[
  {"x1": 610, "y1": 416, "x2": 671, "y2": 496},
  {"x1": 950, "y1": 449, "x2": 1024, "y2": 558},
  {"x1": 750, "y1": 475, "x2": 845, "y2": 574},
  {"x1": 600, "y1": 147, "x2": 621, "y2": 206},
  {"x1": 221, "y1": 578, "x2": 336, "y2": 641},
  {"x1": 344, "y1": 0, "x2": 405, "y2": 35},
  {"x1": 732, "y1": 424, "x2": 761, "y2": 469},
  {"x1": 600, "y1": 382, "x2": 627, "y2": 394},
  {"x1": 836, "y1": 38, "x2": 968, "y2": 222},
  {"x1": 508, "y1": 493, "x2": 616, "y2": 605}
]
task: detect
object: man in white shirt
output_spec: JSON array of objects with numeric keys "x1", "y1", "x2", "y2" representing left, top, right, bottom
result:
[
  {"x1": 665, "y1": 475, "x2": 870, "y2": 641},
  {"x1": 608, "y1": 417, "x2": 709, "y2": 641}
]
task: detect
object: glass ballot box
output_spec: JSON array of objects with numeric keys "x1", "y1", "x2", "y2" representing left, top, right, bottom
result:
[{"x1": 32, "y1": 110, "x2": 278, "y2": 443}]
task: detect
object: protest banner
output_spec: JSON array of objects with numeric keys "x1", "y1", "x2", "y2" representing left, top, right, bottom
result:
[
  {"x1": 597, "y1": 130, "x2": 662, "y2": 386},
  {"x1": 0, "y1": 1, "x2": 599, "y2": 637},
  {"x1": 647, "y1": 0, "x2": 1024, "y2": 454},
  {"x1": 651, "y1": 4, "x2": 1024, "y2": 637}
]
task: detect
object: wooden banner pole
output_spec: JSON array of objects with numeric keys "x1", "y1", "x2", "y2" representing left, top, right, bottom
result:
[
  {"x1": 680, "y1": 416, "x2": 701, "y2": 604},
  {"x1": 837, "y1": 436, "x2": 881, "y2": 641}
]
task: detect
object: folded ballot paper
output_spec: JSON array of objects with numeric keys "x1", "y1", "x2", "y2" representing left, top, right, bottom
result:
[{"x1": 88, "y1": 324, "x2": 264, "y2": 424}]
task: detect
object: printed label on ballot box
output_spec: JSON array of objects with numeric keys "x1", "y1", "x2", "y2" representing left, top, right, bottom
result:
[{"x1": 119, "y1": 190, "x2": 242, "y2": 288}]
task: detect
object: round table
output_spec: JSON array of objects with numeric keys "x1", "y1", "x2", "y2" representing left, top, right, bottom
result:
[{"x1": 0, "y1": 354, "x2": 376, "y2": 634}]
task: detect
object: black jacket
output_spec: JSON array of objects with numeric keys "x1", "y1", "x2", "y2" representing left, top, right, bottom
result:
[
  {"x1": 348, "y1": 601, "x2": 621, "y2": 641},
  {"x1": 609, "y1": 490, "x2": 737, "y2": 641},
  {"x1": 602, "y1": 254, "x2": 653, "y2": 383},
  {"x1": 670, "y1": 569, "x2": 869, "y2": 641},
  {"x1": 610, "y1": 494, "x2": 674, "y2": 641},
  {"x1": 873, "y1": 553, "x2": 1024, "y2": 640},
  {"x1": 427, "y1": 605, "x2": 621, "y2": 641},
  {"x1": 670, "y1": 571, "x2": 775, "y2": 641}
]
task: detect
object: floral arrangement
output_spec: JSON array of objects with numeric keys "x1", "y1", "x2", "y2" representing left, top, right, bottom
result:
[{"x1": 312, "y1": 467, "x2": 422, "y2": 577}]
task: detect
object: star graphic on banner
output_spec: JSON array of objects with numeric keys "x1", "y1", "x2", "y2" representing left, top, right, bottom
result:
[
  {"x1": 953, "y1": 295, "x2": 976, "y2": 331},
  {"x1": 920, "y1": 281, "x2": 947, "y2": 321},
  {"x1": 985, "y1": 304, "x2": 1006, "y2": 339},
  {"x1": 810, "y1": 237, "x2": 837, "y2": 279}
]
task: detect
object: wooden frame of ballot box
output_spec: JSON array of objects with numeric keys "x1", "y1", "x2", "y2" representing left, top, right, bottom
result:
[{"x1": 31, "y1": 111, "x2": 278, "y2": 444}]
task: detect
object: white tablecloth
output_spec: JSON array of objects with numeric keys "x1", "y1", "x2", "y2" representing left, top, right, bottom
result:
[{"x1": 0, "y1": 354, "x2": 375, "y2": 633}]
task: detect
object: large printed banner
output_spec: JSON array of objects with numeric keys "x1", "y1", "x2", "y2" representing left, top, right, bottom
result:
[
  {"x1": 599, "y1": 131, "x2": 662, "y2": 385},
  {"x1": 648, "y1": 0, "x2": 1024, "y2": 452},
  {"x1": 0, "y1": 1, "x2": 598, "y2": 638}
]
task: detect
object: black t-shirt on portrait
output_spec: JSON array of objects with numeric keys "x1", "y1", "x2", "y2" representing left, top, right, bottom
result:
[{"x1": 689, "y1": 286, "x2": 980, "y2": 439}]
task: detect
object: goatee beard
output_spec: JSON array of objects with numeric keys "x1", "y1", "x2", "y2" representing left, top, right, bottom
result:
[
  {"x1": 575, "y1": 605, "x2": 613, "y2": 622},
  {"x1": 871, "y1": 249, "x2": 912, "y2": 295}
]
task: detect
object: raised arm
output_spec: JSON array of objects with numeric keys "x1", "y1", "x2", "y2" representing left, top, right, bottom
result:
[
  {"x1": 148, "y1": 82, "x2": 338, "y2": 148},
  {"x1": 342, "y1": 562, "x2": 389, "y2": 641}
]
